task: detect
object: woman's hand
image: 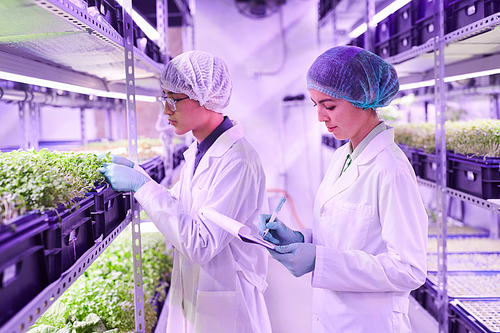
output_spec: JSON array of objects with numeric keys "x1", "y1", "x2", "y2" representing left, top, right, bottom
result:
[
  {"x1": 258, "y1": 214, "x2": 304, "y2": 245},
  {"x1": 271, "y1": 243, "x2": 316, "y2": 277}
]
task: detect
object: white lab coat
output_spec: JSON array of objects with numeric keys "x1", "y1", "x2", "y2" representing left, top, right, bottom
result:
[
  {"x1": 134, "y1": 122, "x2": 271, "y2": 333},
  {"x1": 303, "y1": 128, "x2": 427, "y2": 333}
]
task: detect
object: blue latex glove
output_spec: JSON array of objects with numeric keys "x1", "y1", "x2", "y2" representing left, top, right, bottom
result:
[
  {"x1": 271, "y1": 243, "x2": 316, "y2": 277},
  {"x1": 258, "y1": 214, "x2": 304, "y2": 245},
  {"x1": 98, "y1": 153, "x2": 134, "y2": 168},
  {"x1": 98, "y1": 163, "x2": 150, "y2": 192}
]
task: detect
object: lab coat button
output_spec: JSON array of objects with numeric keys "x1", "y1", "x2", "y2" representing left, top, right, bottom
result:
[{"x1": 313, "y1": 315, "x2": 319, "y2": 322}]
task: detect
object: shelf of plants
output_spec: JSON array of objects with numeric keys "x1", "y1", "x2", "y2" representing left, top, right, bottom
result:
[
  {"x1": 392, "y1": 119, "x2": 500, "y2": 332},
  {"x1": 0, "y1": 149, "x2": 167, "y2": 333},
  {"x1": 395, "y1": 119, "x2": 500, "y2": 200}
]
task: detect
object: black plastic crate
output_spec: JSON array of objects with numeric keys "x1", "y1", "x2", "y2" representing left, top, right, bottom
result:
[
  {"x1": 87, "y1": 0, "x2": 118, "y2": 31},
  {"x1": 416, "y1": 16, "x2": 438, "y2": 45},
  {"x1": 146, "y1": 38, "x2": 162, "y2": 63},
  {"x1": 447, "y1": 0, "x2": 500, "y2": 33},
  {"x1": 0, "y1": 217, "x2": 50, "y2": 326},
  {"x1": 322, "y1": 134, "x2": 335, "y2": 148},
  {"x1": 393, "y1": 28, "x2": 417, "y2": 54},
  {"x1": 393, "y1": 3, "x2": 415, "y2": 34},
  {"x1": 449, "y1": 154, "x2": 500, "y2": 199},
  {"x1": 115, "y1": 1, "x2": 124, "y2": 37},
  {"x1": 173, "y1": 145, "x2": 189, "y2": 169},
  {"x1": 134, "y1": 22, "x2": 147, "y2": 50},
  {"x1": 411, "y1": 284, "x2": 439, "y2": 321},
  {"x1": 140, "y1": 156, "x2": 166, "y2": 183},
  {"x1": 0, "y1": 211, "x2": 48, "y2": 247},
  {"x1": 44, "y1": 196, "x2": 96, "y2": 282},
  {"x1": 450, "y1": 299, "x2": 500, "y2": 333},
  {"x1": 92, "y1": 187, "x2": 130, "y2": 240},
  {"x1": 416, "y1": 0, "x2": 437, "y2": 21},
  {"x1": 375, "y1": 16, "x2": 393, "y2": 43},
  {"x1": 419, "y1": 151, "x2": 453, "y2": 184},
  {"x1": 374, "y1": 40, "x2": 393, "y2": 59}
]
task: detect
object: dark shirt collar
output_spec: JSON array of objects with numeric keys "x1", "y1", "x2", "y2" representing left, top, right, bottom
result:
[{"x1": 197, "y1": 116, "x2": 233, "y2": 154}]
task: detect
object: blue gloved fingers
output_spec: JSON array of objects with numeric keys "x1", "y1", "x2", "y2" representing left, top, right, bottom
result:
[
  {"x1": 99, "y1": 163, "x2": 150, "y2": 192},
  {"x1": 257, "y1": 214, "x2": 271, "y2": 235},
  {"x1": 270, "y1": 243, "x2": 316, "y2": 277},
  {"x1": 98, "y1": 153, "x2": 134, "y2": 168}
]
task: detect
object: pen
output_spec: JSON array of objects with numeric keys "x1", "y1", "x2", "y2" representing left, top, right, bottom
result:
[{"x1": 262, "y1": 196, "x2": 287, "y2": 238}]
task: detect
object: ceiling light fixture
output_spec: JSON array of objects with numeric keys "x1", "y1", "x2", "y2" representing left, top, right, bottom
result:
[
  {"x1": 349, "y1": 0, "x2": 412, "y2": 38},
  {"x1": 399, "y1": 68, "x2": 500, "y2": 91},
  {"x1": 0, "y1": 71, "x2": 157, "y2": 103},
  {"x1": 115, "y1": 0, "x2": 160, "y2": 41}
]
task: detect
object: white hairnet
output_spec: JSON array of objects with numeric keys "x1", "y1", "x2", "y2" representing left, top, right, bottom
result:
[{"x1": 160, "y1": 51, "x2": 232, "y2": 113}]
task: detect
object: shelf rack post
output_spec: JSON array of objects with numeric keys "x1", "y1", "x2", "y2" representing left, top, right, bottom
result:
[
  {"x1": 364, "y1": 0, "x2": 375, "y2": 52},
  {"x1": 122, "y1": 1, "x2": 146, "y2": 332},
  {"x1": 156, "y1": 0, "x2": 170, "y2": 64},
  {"x1": 80, "y1": 107, "x2": 87, "y2": 146},
  {"x1": 434, "y1": 0, "x2": 448, "y2": 331}
]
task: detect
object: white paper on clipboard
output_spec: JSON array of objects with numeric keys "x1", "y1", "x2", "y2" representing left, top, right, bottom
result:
[{"x1": 200, "y1": 207, "x2": 276, "y2": 250}]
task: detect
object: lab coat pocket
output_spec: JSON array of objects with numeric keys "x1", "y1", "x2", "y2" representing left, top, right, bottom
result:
[
  {"x1": 392, "y1": 296, "x2": 410, "y2": 333},
  {"x1": 321, "y1": 200, "x2": 373, "y2": 250},
  {"x1": 195, "y1": 290, "x2": 236, "y2": 333}
]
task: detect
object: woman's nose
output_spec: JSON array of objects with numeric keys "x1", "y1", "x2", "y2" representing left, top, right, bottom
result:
[{"x1": 317, "y1": 109, "x2": 329, "y2": 122}]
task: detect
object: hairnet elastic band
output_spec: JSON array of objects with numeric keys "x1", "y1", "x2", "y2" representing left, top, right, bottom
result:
[{"x1": 307, "y1": 83, "x2": 381, "y2": 110}]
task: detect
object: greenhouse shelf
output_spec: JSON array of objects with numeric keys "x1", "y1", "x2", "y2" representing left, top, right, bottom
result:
[
  {"x1": 0, "y1": 0, "x2": 163, "y2": 97},
  {"x1": 417, "y1": 177, "x2": 500, "y2": 215},
  {"x1": 450, "y1": 299, "x2": 500, "y2": 333},
  {"x1": 0, "y1": 211, "x2": 132, "y2": 333}
]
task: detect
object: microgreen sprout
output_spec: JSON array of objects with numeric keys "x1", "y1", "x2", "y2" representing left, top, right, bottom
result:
[{"x1": 0, "y1": 149, "x2": 111, "y2": 224}]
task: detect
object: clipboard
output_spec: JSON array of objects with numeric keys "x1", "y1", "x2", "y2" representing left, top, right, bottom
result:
[{"x1": 200, "y1": 208, "x2": 276, "y2": 250}]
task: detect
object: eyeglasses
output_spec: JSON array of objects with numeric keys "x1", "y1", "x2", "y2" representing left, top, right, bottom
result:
[{"x1": 160, "y1": 94, "x2": 189, "y2": 112}]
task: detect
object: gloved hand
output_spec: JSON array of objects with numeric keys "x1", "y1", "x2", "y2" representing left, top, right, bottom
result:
[
  {"x1": 98, "y1": 163, "x2": 150, "y2": 192},
  {"x1": 270, "y1": 242, "x2": 316, "y2": 277},
  {"x1": 98, "y1": 153, "x2": 134, "y2": 168},
  {"x1": 258, "y1": 214, "x2": 304, "y2": 245}
]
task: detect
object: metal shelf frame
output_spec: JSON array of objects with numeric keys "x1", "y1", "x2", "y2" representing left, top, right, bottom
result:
[
  {"x1": 1, "y1": 212, "x2": 133, "y2": 333},
  {"x1": 418, "y1": 178, "x2": 500, "y2": 215},
  {"x1": 0, "y1": 0, "x2": 173, "y2": 331}
]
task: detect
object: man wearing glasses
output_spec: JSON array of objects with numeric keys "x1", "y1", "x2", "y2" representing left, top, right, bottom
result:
[{"x1": 100, "y1": 50, "x2": 271, "y2": 333}]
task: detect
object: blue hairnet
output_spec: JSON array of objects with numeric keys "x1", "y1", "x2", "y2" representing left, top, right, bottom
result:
[
  {"x1": 306, "y1": 46, "x2": 399, "y2": 110},
  {"x1": 160, "y1": 51, "x2": 232, "y2": 113}
]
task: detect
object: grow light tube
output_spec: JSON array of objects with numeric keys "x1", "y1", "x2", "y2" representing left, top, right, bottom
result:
[
  {"x1": 399, "y1": 68, "x2": 500, "y2": 91},
  {"x1": 349, "y1": 0, "x2": 412, "y2": 39},
  {"x1": 0, "y1": 71, "x2": 157, "y2": 102},
  {"x1": 115, "y1": 0, "x2": 160, "y2": 41}
]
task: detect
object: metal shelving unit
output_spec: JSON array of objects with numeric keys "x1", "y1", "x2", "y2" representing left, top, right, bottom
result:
[
  {"x1": 1, "y1": 213, "x2": 132, "y2": 333},
  {"x1": 0, "y1": 0, "x2": 175, "y2": 332}
]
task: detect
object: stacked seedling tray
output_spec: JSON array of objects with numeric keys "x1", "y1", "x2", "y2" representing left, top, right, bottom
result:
[{"x1": 0, "y1": 212, "x2": 50, "y2": 327}]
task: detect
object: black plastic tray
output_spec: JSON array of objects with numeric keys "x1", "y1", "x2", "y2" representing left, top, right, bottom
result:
[
  {"x1": 91, "y1": 187, "x2": 130, "y2": 240},
  {"x1": 44, "y1": 196, "x2": 97, "y2": 282},
  {"x1": 140, "y1": 156, "x2": 166, "y2": 183},
  {"x1": 448, "y1": 153, "x2": 500, "y2": 199},
  {"x1": 0, "y1": 217, "x2": 50, "y2": 326}
]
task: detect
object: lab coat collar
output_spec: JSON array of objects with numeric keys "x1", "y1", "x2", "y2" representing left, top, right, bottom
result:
[
  {"x1": 317, "y1": 128, "x2": 394, "y2": 210},
  {"x1": 191, "y1": 121, "x2": 244, "y2": 181}
]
